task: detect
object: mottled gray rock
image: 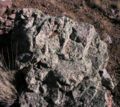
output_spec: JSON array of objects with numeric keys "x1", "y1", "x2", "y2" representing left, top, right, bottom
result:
[{"x1": 11, "y1": 8, "x2": 111, "y2": 107}]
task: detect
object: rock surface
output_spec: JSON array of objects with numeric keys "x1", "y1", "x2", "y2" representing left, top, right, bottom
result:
[
  {"x1": 12, "y1": 1, "x2": 120, "y2": 98},
  {"x1": 0, "y1": 0, "x2": 15, "y2": 35},
  {"x1": 2, "y1": 8, "x2": 111, "y2": 107},
  {"x1": 0, "y1": 9, "x2": 114, "y2": 107}
]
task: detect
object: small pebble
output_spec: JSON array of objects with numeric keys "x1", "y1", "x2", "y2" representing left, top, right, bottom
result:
[{"x1": 8, "y1": 14, "x2": 16, "y2": 20}]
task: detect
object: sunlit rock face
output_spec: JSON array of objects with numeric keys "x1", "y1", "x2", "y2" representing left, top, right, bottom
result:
[{"x1": 11, "y1": 8, "x2": 109, "y2": 107}]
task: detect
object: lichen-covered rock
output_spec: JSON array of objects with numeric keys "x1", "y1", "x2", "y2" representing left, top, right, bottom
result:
[{"x1": 11, "y1": 8, "x2": 110, "y2": 107}]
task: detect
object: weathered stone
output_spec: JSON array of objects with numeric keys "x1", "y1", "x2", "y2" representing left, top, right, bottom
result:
[{"x1": 10, "y1": 8, "x2": 111, "y2": 107}]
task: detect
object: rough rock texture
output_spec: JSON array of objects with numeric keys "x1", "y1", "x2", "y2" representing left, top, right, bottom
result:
[
  {"x1": 12, "y1": 1, "x2": 120, "y2": 89},
  {"x1": 5, "y1": 8, "x2": 112, "y2": 107},
  {"x1": 0, "y1": 9, "x2": 16, "y2": 35},
  {"x1": 0, "y1": 0, "x2": 16, "y2": 35}
]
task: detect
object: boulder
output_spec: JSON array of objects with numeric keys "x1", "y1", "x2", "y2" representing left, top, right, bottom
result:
[{"x1": 11, "y1": 8, "x2": 111, "y2": 107}]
